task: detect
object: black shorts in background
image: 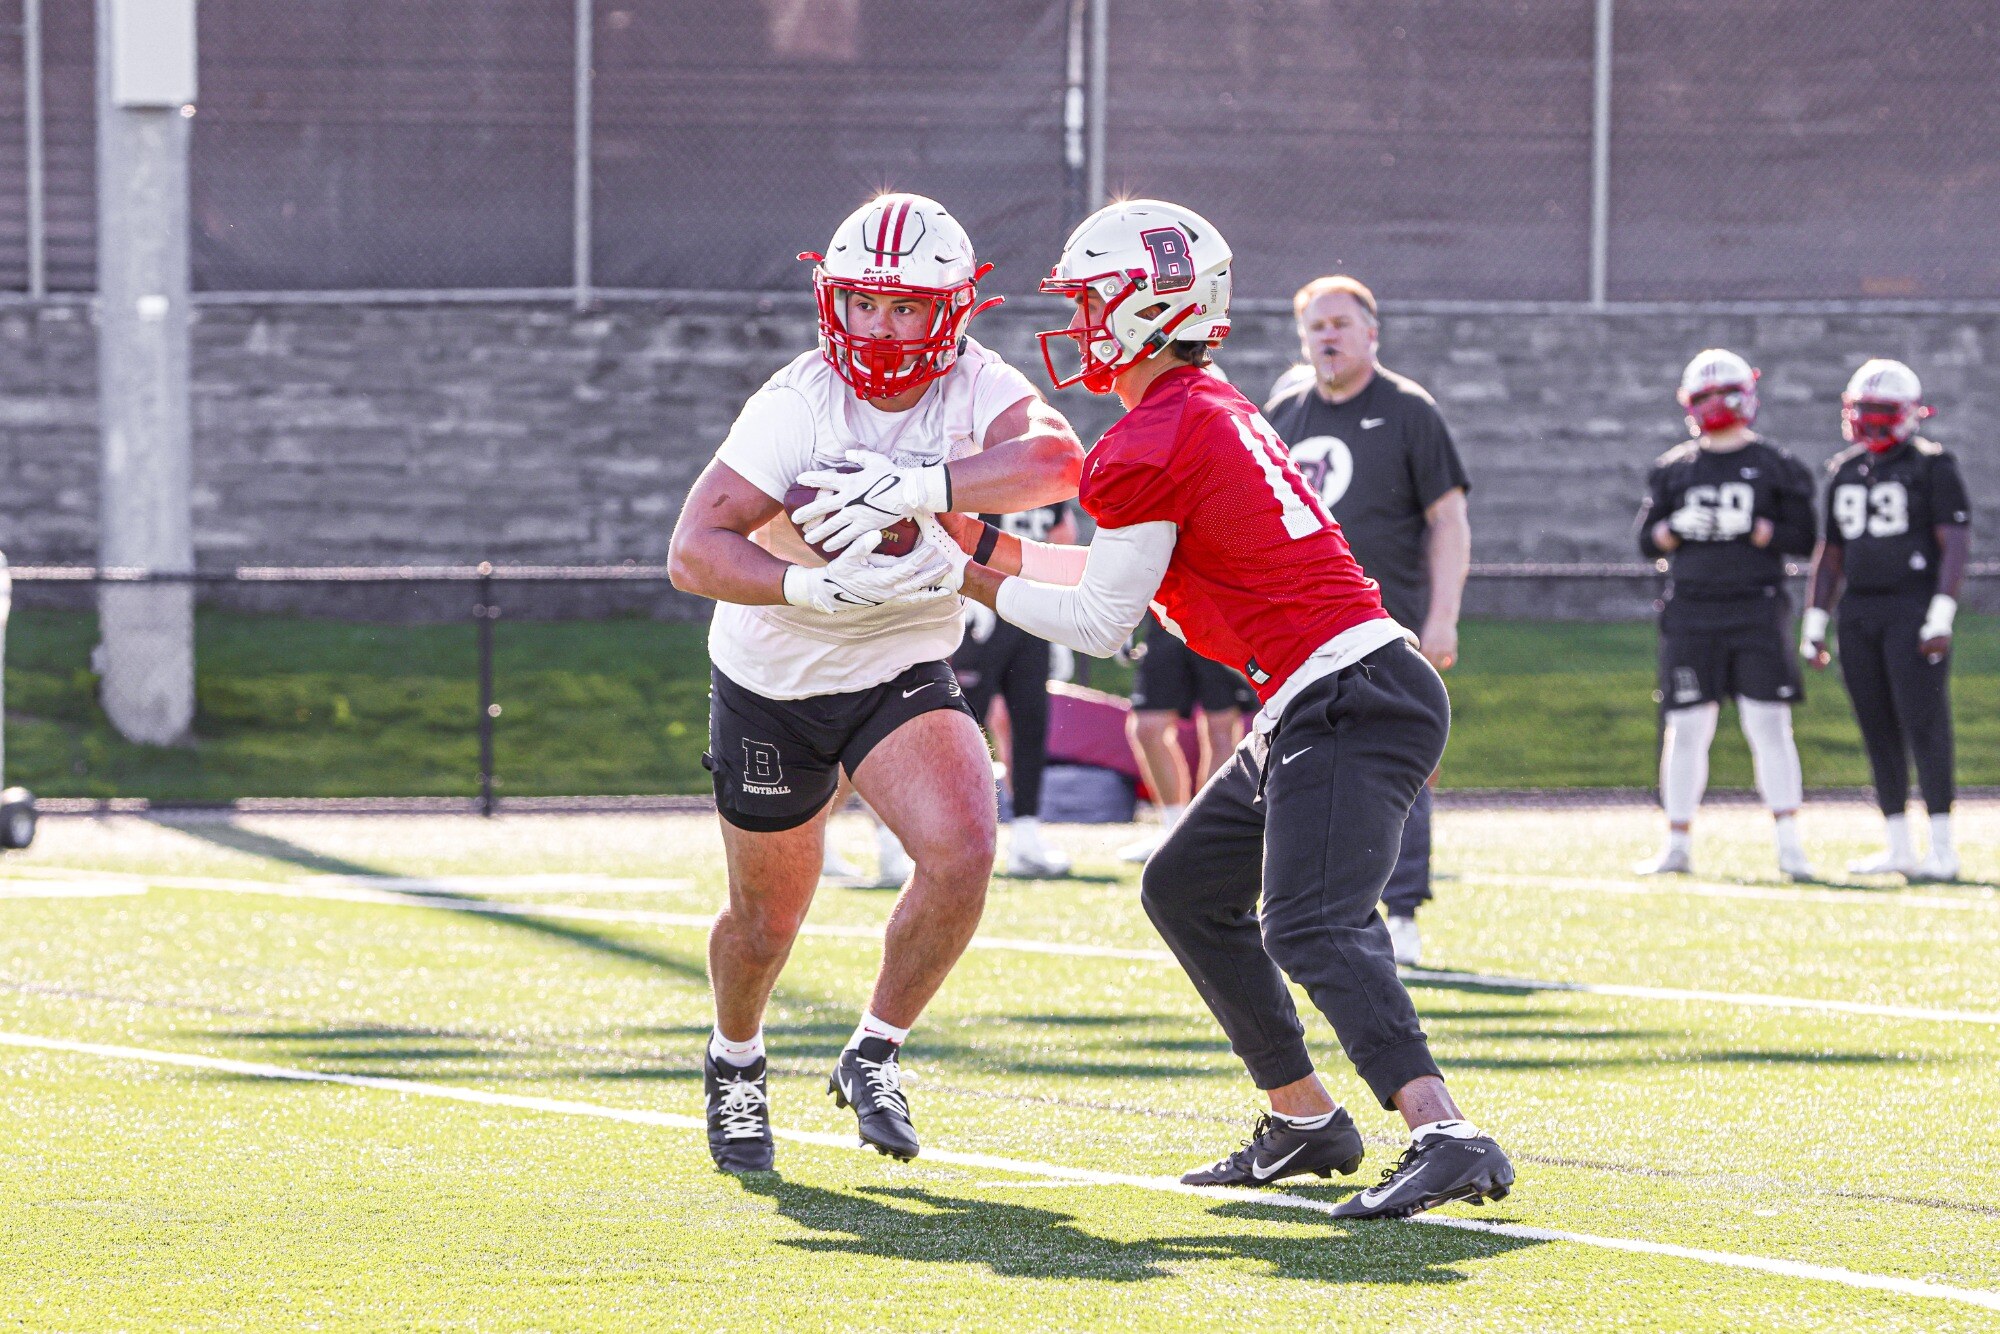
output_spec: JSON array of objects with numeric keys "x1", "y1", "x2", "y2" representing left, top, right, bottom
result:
[
  {"x1": 704, "y1": 661, "x2": 974, "y2": 832},
  {"x1": 1131, "y1": 620, "x2": 1259, "y2": 717},
  {"x1": 1656, "y1": 599, "x2": 1803, "y2": 710}
]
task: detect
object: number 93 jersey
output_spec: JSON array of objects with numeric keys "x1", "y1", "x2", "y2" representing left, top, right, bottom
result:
[
  {"x1": 1823, "y1": 437, "x2": 1971, "y2": 596},
  {"x1": 1637, "y1": 439, "x2": 1818, "y2": 612},
  {"x1": 1077, "y1": 365, "x2": 1389, "y2": 702}
]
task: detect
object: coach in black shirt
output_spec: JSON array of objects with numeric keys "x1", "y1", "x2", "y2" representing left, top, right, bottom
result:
[{"x1": 1265, "y1": 274, "x2": 1471, "y2": 966}]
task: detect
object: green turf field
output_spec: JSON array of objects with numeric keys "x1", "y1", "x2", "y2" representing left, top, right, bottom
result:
[
  {"x1": 7, "y1": 609, "x2": 2000, "y2": 799},
  {"x1": 1, "y1": 806, "x2": 1996, "y2": 1329}
]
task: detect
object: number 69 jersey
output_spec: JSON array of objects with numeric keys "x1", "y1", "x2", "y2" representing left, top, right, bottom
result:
[
  {"x1": 1077, "y1": 365, "x2": 1389, "y2": 701},
  {"x1": 1823, "y1": 437, "x2": 1971, "y2": 596},
  {"x1": 1636, "y1": 438, "x2": 1817, "y2": 618}
]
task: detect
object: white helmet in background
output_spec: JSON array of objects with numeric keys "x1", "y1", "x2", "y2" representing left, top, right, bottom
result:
[
  {"x1": 1842, "y1": 358, "x2": 1931, "y2": 452},
  {"x1": 1038, "y1": 199, "x2": 1232, "y2": 394},
  {"x1": 799, "y1": 193, "x2": 1002, "y2": 400},
  {"x1": 1677, "y1": 348, "x2": 1759, "y2": 435}
]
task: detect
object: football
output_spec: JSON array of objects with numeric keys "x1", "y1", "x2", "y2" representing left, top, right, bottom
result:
[{"x1": 783, "y1": 470, "x2": 919, "y2": 562}]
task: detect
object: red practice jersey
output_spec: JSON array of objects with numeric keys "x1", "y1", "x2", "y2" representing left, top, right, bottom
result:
[{"x1": 1079, "y1": 366, "x2": 1388, "y2": 702}]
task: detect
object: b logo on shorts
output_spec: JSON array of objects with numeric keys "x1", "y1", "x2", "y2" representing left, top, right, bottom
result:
[{"x1": 743, "y1": 740, "x2": 784, "y2": 786}]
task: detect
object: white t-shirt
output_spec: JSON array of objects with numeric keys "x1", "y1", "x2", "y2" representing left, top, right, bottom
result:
[{"x1": 707, "y1": 339, "x2": 1038, "y2": 699}]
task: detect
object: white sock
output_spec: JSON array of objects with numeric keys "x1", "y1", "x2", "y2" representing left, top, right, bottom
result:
[
  {"x1": 1660, "y1": 703, "x2": 1718, "y2": 826},
  {"x1": 1272, "y1": 1109, "x2": 1336, "y2": 1130},
  {"x1": 1884, "y1": 812, "x2": 1914, "y2": 860},
  {"x1": 1160, "y1": 803, "x2": 1186, "y2": 835},
  {"x1": 1929, "y1": 811, "x2": 1954, "y2": 856},
  {"x1": 1773, "y1": 813, "x2": 1805, "y2": 862},
  {"x1": 1012, "y1": 815, "x2": 1042, "y2": 850},
  {"x1": 846, "y1": 1010, "x2": 911, "y2": 1051},
  {"x1": 1411, "y1": 1118, "x2": 1480, "y2": 1142},
  {"x1": 1666, "y1": 828, "x2": 1692, "y2": 857},
  {"x1": 708, "y1": 1028, "x2": 764, "y2": 1067}
]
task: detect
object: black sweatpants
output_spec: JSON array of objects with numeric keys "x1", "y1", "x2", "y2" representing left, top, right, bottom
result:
[
  {"x1": 1838, "y1": 592, "x2": 1955, "y2": 816},
  {"x1": 952, "y1": 620, "x2": 1053, "y2": 819},
  {"x1": 1381, "y1": 785, "x2": 1432, "y2": 916},
  {"x1": 1140, "y1": 640, "x2": 1449, "y2": 1109}
]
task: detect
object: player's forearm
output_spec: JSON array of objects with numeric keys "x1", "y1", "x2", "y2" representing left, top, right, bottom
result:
[
  {"x1": 1936, "y1": 524, "x2": 1971, "y2": 599},
  {"x1": 967, "y1": 522, "x2": 1174, "y2": 658},
  {"x1": 1638, "y1": 507, "x2": 1677, "y2": 557},
  {"x1": 945, "y1": 429, "x2": 1083, "y2": 514},
  {"x1": 1804, "y1": 542, "x2": 1844, "y2": 613},
  {"x1": 666, "y1": 526, "x2": 791, "y2": 606},
  {"x1": 1423, "y1": 506, "x2": 1471, "y2": 627}
]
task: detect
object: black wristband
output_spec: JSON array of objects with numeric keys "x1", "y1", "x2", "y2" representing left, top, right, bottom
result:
[
  {"x1": 942, "y1": 466, "x2": 954, "y2": 512},
  {"x1": 972, "y1": 523, "x2": 1001, "y2": 566}
]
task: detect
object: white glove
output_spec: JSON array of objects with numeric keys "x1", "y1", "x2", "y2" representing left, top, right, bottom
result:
[
  {"x1": 1667, "y1": 503, "x2": 1717, "y2": 542},
  {"x1": 781, "y1": 530, "x2": 951, "y2": 615},
  {"x1": 793, "y1": 449, "x2": 951, "y2": 554},
  {"x1": 911, "y1": 513, "x2": 972, "y2": 594},
  {"x1": 1800, "y1": 606, "x2": 1831, "y2": 661},
  {"x1": 1920, "y1": 594, "x2": 1957, "y2": 648},
  {"x1": 964, "y1": 600, "x2": 998, "y2": 642},
  {"x1": 1711, "y1": 504, "x2": 1754, "y2": 540}
]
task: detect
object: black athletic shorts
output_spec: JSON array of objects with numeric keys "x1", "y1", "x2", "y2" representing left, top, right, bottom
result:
[
  {"x1": 1656, "y1": 600, "x2": 1803, "y2": 710},
  {"x1": 1130, "y1": 620, "x2": 1258, "y2": 717},
  {"x1": 704, "y1": 661, "x2": 974, "y2": 832}
]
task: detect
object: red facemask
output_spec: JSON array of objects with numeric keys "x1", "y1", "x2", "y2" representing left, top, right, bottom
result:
[
  {"x1": 1682, "y1": 384, "x2": 1755, "y2": 434},
  {"x1": 1843, "y1": 400, "x2": 1927, "y2": 453},
  {"x1": 802, "y1": 257, "x2": 1001, "y2": 401}
]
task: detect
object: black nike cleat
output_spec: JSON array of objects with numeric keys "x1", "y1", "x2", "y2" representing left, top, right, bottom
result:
[
  {"x1": 704, "y1": 1051, "x2": 774, "y2": 1173},
  {"x1": 828, "y1": 1036, "x2": 920, "y2": 1161},
  {"x1": 1330, "y1": 1124, "x2": 1514, "y2": 1219},
  {"x1": 1181, "y1": 1109, "x2": 1367, "y2": 1187}
]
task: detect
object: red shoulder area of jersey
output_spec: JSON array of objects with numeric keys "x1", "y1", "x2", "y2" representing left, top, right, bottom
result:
[{"x1": 1079, "y1": 366, "x2": 1389, "y2": 703}]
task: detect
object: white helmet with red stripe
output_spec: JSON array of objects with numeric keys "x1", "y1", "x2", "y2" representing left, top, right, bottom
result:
[
  {"x1": 800, "y1": 193, "x2": 1002, "y2": 400},
  {"x1": 1842, "y1": 358, "x2": 1931, "y2": 452},
  {"x1": 1676, "y1": 348, "x2": 1759, "y2": 435},
  {"x1": 1038, "y1": 199, "x2": 1232, "y2": 394}
]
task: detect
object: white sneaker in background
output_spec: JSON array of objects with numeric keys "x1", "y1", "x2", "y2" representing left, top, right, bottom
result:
[
  {"x1": 1848, "y1": 848, "x2": 1917, "y2": 877},
  {"x1": 1118, "y1": 833, "x2": 1164, "y2": 864},
  {"x1": 1911, "y1": 847, "x2": 1959, "y2": 882},
  {"x1": 1386, "y1": 914, "x2": 1422, "y2": 967},
  {"x1": 1634, "y1": 846, "x2": 1693, "y2": 876},
  {"x1": 1005, "y1": 818, "x2": 1071, "y2": 878},
  {"x1": 874, "y1": 824, "x2": 914, "y2": 888},
  {"x1": 1776, "y1": 848, "x2": 1817, "y2": 882}
]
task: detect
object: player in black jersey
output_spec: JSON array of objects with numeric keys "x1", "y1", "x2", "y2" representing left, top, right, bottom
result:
[
  {"x1": 951, "y1": 501, "x2": 1077, "y2": 878},
  {"x1": 1800, "y1": 360, "x2": 1970, "y2": 881},
  {"x1": 1634, "y1": 349, "x2": 1818, "y2": 880}
]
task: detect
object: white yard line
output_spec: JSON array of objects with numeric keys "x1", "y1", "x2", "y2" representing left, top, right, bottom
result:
[
  {"x1": 0, "y1": 882, "x2": 145, "y2": 900},
  {"x1": 16, "y1": 866, "x2": 2000, "y2": 1026},
  {"x1": 1, "y1": 1029, "x2": 1994, "y2": 1315},
  {"x1": 1458, "y1": 870, "x2": 1997, "y2": 912}
]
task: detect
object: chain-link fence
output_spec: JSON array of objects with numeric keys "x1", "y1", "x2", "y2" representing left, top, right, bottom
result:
[{"x1": 5, "y1": 0, "x2": 1996, "y2": 302}]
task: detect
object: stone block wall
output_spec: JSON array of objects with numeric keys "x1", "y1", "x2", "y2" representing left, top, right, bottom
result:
[{"x1": 1, "y1": 293, "x2": 1993, "y2": 618}]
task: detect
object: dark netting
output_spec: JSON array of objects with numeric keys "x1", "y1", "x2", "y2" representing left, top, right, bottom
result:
[
  {"x1": 40, "y1": 0, "x2": 95, "y2": 291},
  {"x1": 591, "y1": 0, "x2": 1070, "y2": 294},
  {"x1": 1609, "y1": 0, "x2": 2000, "y2": 300},
  {"x1": 1104, "y1": 0, "x2": 1594, "y2": 302},
  {"x1": 0, "y1": 0, "x2": 23, "y2": 289},
  {"x1": 189, "y1": 0, "x2": 574, "y2": 290}
]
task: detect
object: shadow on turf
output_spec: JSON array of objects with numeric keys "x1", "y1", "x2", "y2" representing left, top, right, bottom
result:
[
  {"x1": 736, "y1": 1178, "x2": 1543, "y2": 1282},
  {"x1": 153, "y1": 816, "x2": 716, "y2": 986}
]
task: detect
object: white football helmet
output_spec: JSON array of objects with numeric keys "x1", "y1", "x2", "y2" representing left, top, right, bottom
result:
[
  {"x1": 1038, "y1": 199, "x2": 1232, "y2": 394},
  {"x1": 1677, "y1": 348, "x2": 1759, "y2": 435},
  {"x1": 800, "y1": 193, "x2": 1002, "y2": 400},
  {"x1": 1842, "y1": 358, "x2": 1931, "y2": 452}
]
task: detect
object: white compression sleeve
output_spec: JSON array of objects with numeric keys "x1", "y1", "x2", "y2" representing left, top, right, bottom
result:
[
  {"x1": 1660, "y1": 702, "x2": 1719, "y2": 826},
  {"x1": 995, "y1": 522, "x2": 1176, "y2": 657},
  {"x1": 1018, "y1": 537, "x2": 1090, "y2": 586},
  {"x1": 1737, "y1": 697, "x2": 1804, "y2": 813}
]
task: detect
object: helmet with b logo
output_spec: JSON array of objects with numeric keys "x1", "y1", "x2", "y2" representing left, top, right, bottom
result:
[
  {"x1": 1038, "y1": 199, "x2": 1232, "y2": 394},
  {"x1": 1841, "y1": 358, "x2": 1930, "y2": 452},
  {"x1": 1677, "y1": 348, "x2": 1759, "y2": 435},
  {"x1": 800, "y1": 193, "x2": 1002, "y2": 400}
]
